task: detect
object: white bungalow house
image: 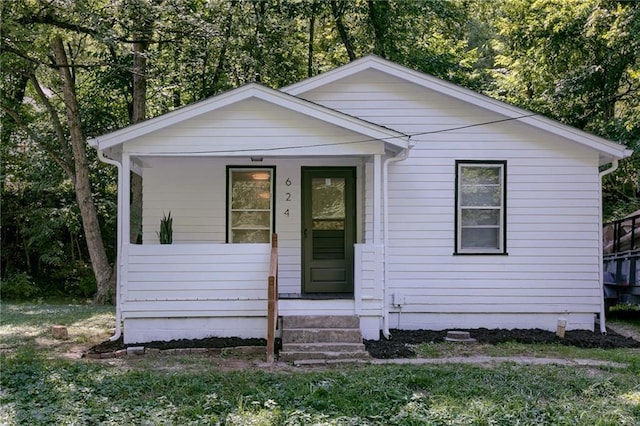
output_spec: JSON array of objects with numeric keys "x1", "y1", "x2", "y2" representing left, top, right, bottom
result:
[{"x1": 89, "y1": 56, "x2": 632, "y2": 345}]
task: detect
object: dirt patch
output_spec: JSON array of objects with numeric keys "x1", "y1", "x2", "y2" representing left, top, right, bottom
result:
[
  {"x1": 609, "y1": 322, "x2": 640, "y2": 341},
  {"x1": 365, "y1": 327, "x2": 640, "y2": 359}
]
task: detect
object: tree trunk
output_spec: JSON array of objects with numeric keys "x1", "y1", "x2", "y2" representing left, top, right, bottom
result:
[
  {"x1": 307, "y1": 1, "x2": 317, "y2": 77},
  {"x1": 51, "y1": 36, "x2": 115, "y2": 304},
  {"x1": 331, "y1": 0, "x2": 356, "y2": 61},
  {"x1": 367, "y1": 0, "x2": 390, "y2": 58},
  {"x1": 210, "y1": 3, "x2": 235, "y2": 95},
  {"x1": 129, "y1": 38, "x2": 147, "y2": 244},
  {"x1": 252, "y1": 1, "x2": 267, "y2": 82},
  {"x1": 131, "y1": 41, "x2": 147, "y2": 124}
]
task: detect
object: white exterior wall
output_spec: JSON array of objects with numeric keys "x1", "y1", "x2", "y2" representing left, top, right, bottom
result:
[
  {"x1": 120, "y1": 96, "x2": 382, "y2": 342},
  {"x1": 354, "y1": 244, "x2": 384, "y2": 339},
  {"x1": 123, "y1": 98, "x2": 385, "y2": 156},
  {"x1": 116, "y1": 66, "x2": 611, "y2": 342},
  {"x1": 128, "y1": 154, "x2": 370, "y2": 341},
  {"x1": 123, "y1": 243, "x2": 270, "y2": 343},
  {"x1": 300, "y1": 69, "x2": 602, "y2": 332},
  {"x1": 140, "y1": 157, "x2": 365, "y2": 297}
]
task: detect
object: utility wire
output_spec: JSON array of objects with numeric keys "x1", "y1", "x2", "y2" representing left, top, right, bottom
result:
[
  {"x1": 132, "y1": 113, "x2": 538, "y2": 155},
  {"x1": 411, "y1": 113, "x2": 537, "y2": 137}
]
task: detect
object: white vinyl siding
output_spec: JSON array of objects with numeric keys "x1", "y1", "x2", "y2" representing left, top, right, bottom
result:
[
  {"x1": 123, "y1": 243, "x2": 270, "y2": 343},
  {"x1": 299, "y1": 69, "x2": 603, "y2": 331},
  {"x1": 126, "y1": 244, "x2": 270, "y2": 307},
  {"x1": 123, "y1": 98, "x2": 386, "y2": 156},
  {"x1": 121, "y1": 62, "x2": 612, "y2": 337},
  {"x1": 296, "y1": 69, "x2": 500, "y2": 135},
  {"x1": 140, "y1": 157, "x2": 364, "y2": 296}
]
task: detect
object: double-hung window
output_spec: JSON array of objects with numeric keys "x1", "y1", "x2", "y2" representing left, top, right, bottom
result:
[
  {"x1": 227, "y1": 167, "x2": 274, "y2": 243},
  {"x1": 455, "y1": 161, "x2": 506, "y2": 254}
]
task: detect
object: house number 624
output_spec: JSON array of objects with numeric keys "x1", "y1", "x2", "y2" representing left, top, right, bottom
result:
[{"x1": 284, "y1": 178, "x2": 292, "y2": 217}]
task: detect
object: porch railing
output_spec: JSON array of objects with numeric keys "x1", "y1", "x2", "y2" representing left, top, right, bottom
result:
[
  {"x1": 266, "y1": 234, "x2": 278, "y2": 363},
  {"x1": 604, "y1": 213, "x2": 640, "y2": 255}
]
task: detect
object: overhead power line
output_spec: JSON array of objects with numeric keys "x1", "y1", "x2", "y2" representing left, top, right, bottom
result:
[{"x1": 132, "y1": 113, "x2": 538, "y2": 155}]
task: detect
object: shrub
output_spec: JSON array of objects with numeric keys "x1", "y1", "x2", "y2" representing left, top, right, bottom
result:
[
  {"x1": 62, "y1": 261, "x2": 97, "y2": 298},
  {"x1": 0, "y1": 272, "x2": 39, "y2": 300}
]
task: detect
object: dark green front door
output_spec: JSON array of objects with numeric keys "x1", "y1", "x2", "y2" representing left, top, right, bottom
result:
[{"x1": 302, "y1": 168, "x2": 356, "y2": 294}]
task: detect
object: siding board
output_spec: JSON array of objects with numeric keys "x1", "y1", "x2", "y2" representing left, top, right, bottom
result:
[
  {"x1": 128, "y1": 64, "x2": 606, "y2": 335},
  {"x1": 140, "y1": 157, "x2": 364, "y2": 295},
  {"x1": 301, "y1": 68, "x2": 603, "y2": 330}
]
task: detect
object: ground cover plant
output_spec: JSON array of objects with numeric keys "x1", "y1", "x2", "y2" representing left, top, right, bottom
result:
[{"x1": 1, "y1": 302, "x2": 639, "y2": 425}]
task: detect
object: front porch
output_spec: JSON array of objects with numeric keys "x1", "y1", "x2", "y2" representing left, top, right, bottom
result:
[
  {"x1": 120, "y1": 241, "x2": 384, "y2": 344},
  {"x1": 90, "y1": 85, "x2": 408, "y2": 346},
  {"x1": 117, "y1": 153, "x2": 393, "y2": 344}
]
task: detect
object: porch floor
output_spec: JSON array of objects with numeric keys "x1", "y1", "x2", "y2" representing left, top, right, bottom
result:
[{"x1": 278, "y1": 293, "x2": 354, "y2": 300}]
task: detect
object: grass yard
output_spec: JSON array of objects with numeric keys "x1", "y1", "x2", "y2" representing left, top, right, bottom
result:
[{"x1": 1, "y1": 302, "x2": 639, "y2": 425}]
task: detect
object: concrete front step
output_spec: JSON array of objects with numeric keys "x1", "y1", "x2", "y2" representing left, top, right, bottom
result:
[
  {"x1": 281, "y1": 315, "x2": 360, "y2": 329},
  {"x1": 282, "y1": 328, "x2": 363, "y2": 344},
  {"x1": 279, "y1": 315, "x2": 368, "y2": 362}
]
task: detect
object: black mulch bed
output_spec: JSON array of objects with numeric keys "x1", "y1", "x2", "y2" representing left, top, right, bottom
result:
[
  {"x1": 364, "y1": 327, "x2": 640, "y2": 359},
  {"x1": 88, "y1": 327, "x2": 639, "y2": 359},
  {"x1": 87, "y1": 336, "x2": 273, "y2": 354}
]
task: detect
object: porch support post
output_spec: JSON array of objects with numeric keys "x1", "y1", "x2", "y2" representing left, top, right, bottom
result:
[
  {"x1": 373, "y1": 154, "x2": 382, "y2": 246},
  {"x1": 122, "y1": 153, "x2": 131, "y2": 246}
]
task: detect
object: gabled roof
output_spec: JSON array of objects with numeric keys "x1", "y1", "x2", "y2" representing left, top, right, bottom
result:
[
  {"x1": 283, "y1": 55, "x2": 632, "y2": 164},
  {"x1": 89, "y1": 82, "x2": 409, "y2": 152}
]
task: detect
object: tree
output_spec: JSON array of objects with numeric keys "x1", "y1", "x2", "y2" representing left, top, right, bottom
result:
[
  {"x1": 2, "y1": 0, "x2": 122, "y2": 302},
  {"x1": 52, "y1": 37, "x2": 116, "y2": 302},
  {"x1": 491, "y1": 0, "x2": 640, "y2": 219},
  {"x1": 4, "y1": 0, "x2": 637, "y2": 300}
]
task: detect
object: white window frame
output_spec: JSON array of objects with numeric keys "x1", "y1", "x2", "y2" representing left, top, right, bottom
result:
[
  {"x1": 227, "y1": 167, "x2": 274, "y2": 243},
  {"x1": 455, "y1": 161, "x2": 506, "y2": 255}
]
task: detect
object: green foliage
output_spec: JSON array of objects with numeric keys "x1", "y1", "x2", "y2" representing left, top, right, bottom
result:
[
  {"x1": 0, "y1": 141, "x2": 108, "y2": 298},
  {"x1": 1, "y1": 302, "x2": 639, "y2": 424},
  {"x1": 490, "y1": 0, "x2": 640, "y2": 220},
  {"x1": 0, "y1": 272, "x2": 39, "y2": 300},
  {"x1": 2, "y1": 0, "x2": 640, "y2": 293},
  {"x1": 59, "y1": 261, "x2": 97, "y2": 298},
  {"x1": 157, "y1": 211, "x2": 173, "y2": 244},
  {"x1": 2, "y1": 353, "x2": 640, "y2": 424}
]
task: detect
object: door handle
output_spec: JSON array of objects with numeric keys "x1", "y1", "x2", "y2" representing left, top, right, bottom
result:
[{"x1": 304, "y1": 228, "x2": 308, "y2": 238}]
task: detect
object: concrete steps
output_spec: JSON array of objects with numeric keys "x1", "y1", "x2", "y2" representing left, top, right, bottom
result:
[{"x1": 279, "y1": 315, "x2": 370, "y2": 363}]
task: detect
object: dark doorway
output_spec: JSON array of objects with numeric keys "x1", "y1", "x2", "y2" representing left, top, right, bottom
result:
[{"x1": 302, "y1": 168, "x2": 356, "y2": 294}]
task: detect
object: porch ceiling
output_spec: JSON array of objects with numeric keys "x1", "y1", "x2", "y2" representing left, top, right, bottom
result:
[{"x1": 131, "y1": 154, "x2": 379, "y2": 169}]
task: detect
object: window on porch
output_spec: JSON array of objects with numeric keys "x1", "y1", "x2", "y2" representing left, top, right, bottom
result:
[{"x1": 227, "y1": 167, "x2": 274, "y2": 243}]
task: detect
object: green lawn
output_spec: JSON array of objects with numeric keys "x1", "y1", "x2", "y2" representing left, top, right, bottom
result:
[{"x1": 1, "y1": 302, "x2": 639, "y2": 425}]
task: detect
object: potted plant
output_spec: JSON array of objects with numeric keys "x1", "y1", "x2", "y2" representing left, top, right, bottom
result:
[{"x1": 157, "y1": 211, "x2": 173, "y2": 244}]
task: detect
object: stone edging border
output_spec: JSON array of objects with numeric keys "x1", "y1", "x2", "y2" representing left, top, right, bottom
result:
[{"x1": 82, "y1": 345, "x2": 266, "y2": 360}]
